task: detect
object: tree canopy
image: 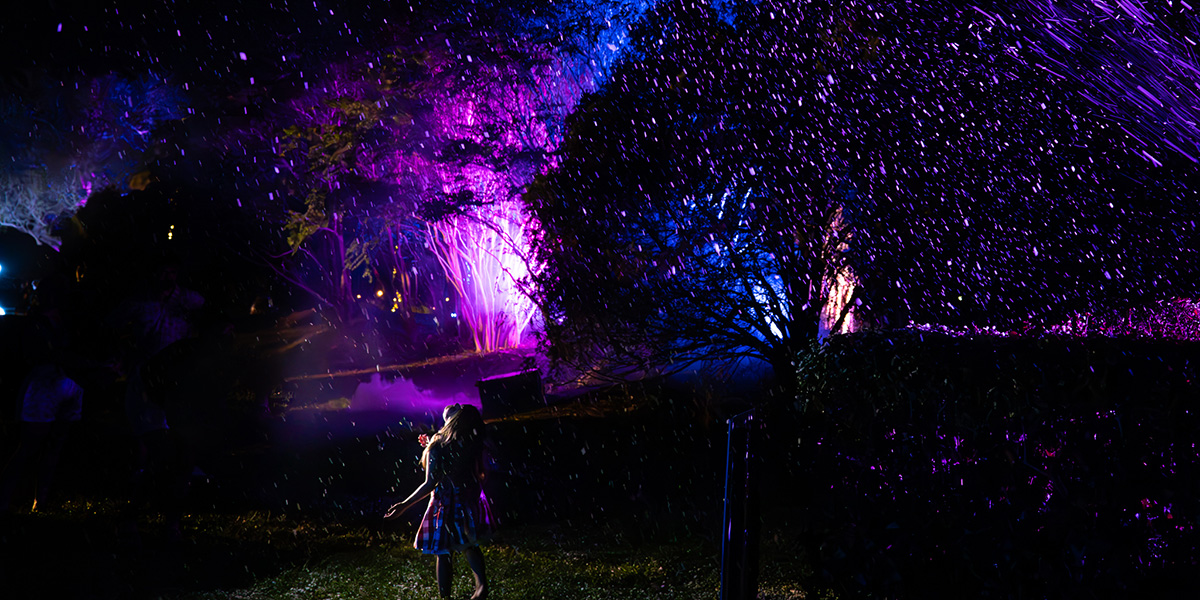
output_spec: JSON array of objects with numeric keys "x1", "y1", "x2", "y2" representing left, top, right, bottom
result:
[{"x1": 528, "y1": 0, "x2": 1200, "y2": 385}]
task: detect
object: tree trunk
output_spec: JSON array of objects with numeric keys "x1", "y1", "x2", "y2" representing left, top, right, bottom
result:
[{"x1": 330, "y1": 211, "x2": 353, "y2": 323}]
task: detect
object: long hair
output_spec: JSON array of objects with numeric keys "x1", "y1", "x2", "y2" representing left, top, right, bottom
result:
[{"x1": 421, "y1": 403, "x2": 486, "y2": 469}]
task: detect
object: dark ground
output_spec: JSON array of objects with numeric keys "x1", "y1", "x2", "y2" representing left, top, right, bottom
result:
[{"x1": 0, "y1": 378, "x2": 744, "y2": 600}]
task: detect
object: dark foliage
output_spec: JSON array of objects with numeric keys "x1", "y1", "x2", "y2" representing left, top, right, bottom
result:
[
  {"x1": 528, "y1": 0, "x2": 852, "y2": 381},
  {"x1": 778, "y1": 331, "x2": 1200, "y2": 598},
  {"x1": 529, "y1": 0, "x2": 1200, "y2": 387}
]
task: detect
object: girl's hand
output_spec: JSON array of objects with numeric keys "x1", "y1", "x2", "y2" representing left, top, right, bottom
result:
[
  {"x1": 383, "y1": 502, "x2": 408, "y2": 520},
  {"x1": 417, "y1": 434, "x2": 430, "y2": 447}
]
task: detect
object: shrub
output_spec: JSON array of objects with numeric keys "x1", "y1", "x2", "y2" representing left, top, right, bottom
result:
[{"x1": 781, "y1": 331, "x2": 1200, "y2": 598}]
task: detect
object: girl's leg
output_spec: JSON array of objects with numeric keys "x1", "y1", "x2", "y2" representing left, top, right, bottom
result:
[
  {"x1": 464, "y1": 546, "x2": 488, "y2": 599},
  {"x1": 436, "y1": 554, "x2": 453, "y2": 599},
  {"x1": 0, "y1": 423, "x2": 51, "y2": 511},
  {"x1": 34, "y1": 422, "x2": 72, "y2": 510}
]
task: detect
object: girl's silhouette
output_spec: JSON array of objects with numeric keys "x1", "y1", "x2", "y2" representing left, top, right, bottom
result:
[{"x1": 386, "y1": 403, "x2": 493, "y2": 599}]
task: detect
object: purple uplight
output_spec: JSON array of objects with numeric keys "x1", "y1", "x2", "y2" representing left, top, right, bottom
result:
[
  {"x1": 414, "y1": 42, "x2": 628, "y2": 351},
  {"x1": 427, "y1": 198, "x2": 539, "y2": 352}
]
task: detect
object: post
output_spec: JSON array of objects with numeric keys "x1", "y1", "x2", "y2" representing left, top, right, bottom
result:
[
  {"x1": 476, "y1": 369, "x2": 544, "y2": 421},
  {"x1": 720, "y1": 408, "x2": 760, "y2": 600}
]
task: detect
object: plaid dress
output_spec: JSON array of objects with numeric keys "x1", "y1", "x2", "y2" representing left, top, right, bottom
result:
[{"x1": 414, "y1": 443, "x2": 495, "y2": 555}]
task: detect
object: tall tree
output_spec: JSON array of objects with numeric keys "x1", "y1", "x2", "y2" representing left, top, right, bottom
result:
[
  {"x1": 528, "y1": 0, "x2": 1197, "y2": 388},
  {"x1": 529, "y1": 0, "x2": 831, "y2": 383},
  {"x1": 275, "y1": 64, "x2": 412, "y2": 323},
  {"x1": 0, "y1": 74, "x2": 182, "y2": 248},
  {"x1": 271, "y1": 0, "x2": 651, "y2": 349}
]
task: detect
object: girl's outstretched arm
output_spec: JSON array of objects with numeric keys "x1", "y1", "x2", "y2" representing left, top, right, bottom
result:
[{"x1": 384, "y1": 451, "x2": 436, "y2": 520}]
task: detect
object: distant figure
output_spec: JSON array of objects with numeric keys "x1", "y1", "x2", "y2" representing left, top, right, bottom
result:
[
  {"x1": 0, "y1": 365, "x2": 83, "y2": 513},
  {"x1": 109, "y1": 263, "x2": 204, "y2": 543},
  {"x1": 0, "y1": 275, "x2": 83, "y2": 513},
  {"x1": 385, "y1": 403, "x2": 494, "y2": 600},
  {"x1": 115, "y1": 264, "x2": 204, "y2": 439}
]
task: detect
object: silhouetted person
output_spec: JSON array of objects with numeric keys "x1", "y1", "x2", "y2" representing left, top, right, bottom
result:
[
  {"x1": 0, "y1": 275, "x2": 82, "y2": 513},
  {"x1": 109, "y1": 263, "x2": 203, "y2": 544},
  {"x1": 385, "y1": 404, "x2": 494, "y2": 600},
  {"x1": 142, "y1": 313, "x2": 238, "y2": 493}
]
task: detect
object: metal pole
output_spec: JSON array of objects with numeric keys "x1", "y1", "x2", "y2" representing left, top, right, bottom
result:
[{"x1": 720, "y1": 408, "x2": 760, "y2": 600}]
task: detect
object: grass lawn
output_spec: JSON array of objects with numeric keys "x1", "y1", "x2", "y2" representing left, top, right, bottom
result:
[
  {"x1": 168, "y1": 517, "x2": 817, "y2": 600},
  {"x1": 173, "y1": 520, "x2": 721, "y2": 600},
  {"x1": 2, "y1": 499, "x2": 817, "y2": 600},
  {"x1": 0, "y1": 378, "x2": 822, "y2": 600}
]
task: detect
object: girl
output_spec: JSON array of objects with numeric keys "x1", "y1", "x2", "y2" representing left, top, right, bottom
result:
[{"x1": 385, "y1": 403, "x2": 493, "y2": 599}]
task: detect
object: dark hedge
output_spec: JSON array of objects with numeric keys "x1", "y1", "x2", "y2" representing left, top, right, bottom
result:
[{"x1": 773, "y1": 331, "x2": 1200, "y2": 599}]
